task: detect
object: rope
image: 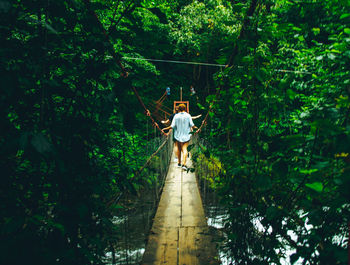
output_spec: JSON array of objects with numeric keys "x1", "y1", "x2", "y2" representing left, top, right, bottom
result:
[
  {"x1": 83, "y1": 0, "x2": 165, "y2": 135},
  {"x1": 122, "y1": 57, "x2": 227, "y2": 67},
  {"x1": 155, "y1": 90, "x2": 167, "y2": 104},
  {"x1": 131, "y1": 86, "x2": 165, "y2": 135},
  {"x1": 194, "y1": 83, "x2": 222, "y2": 136},
  {"x1": 194, "y1": 67, "x2": 312, "y2": 136},
  {"x1": 235, "y1": 65, "x2": 312, "y2": 74},
  {"x1": 123, "y1": 57, "x2": 313, "y2": 75},
  {"x1": 83, "y1": 0, "x2": 127, "y2": 77},
  {"x1": 152, "y1": 90, "x2": 171, "y2": 118},
  {"x1": 84, "y1": 0, "x2": 310, "y2": 138},
  {"x1": 135, "y1": 135, "x2": 171, "y2": 177},
  {"x1": 106, "y1": 192, "x2": 124, "y2": 208},
  {"x1": 273, "y1": 69, "x2": 312, "y2": 75},
  {"x1": 150, "y1": 102, "x2": 172, "y2": 116},
  {"x1": 152, "y1": 101, "x2": 173, "y2": 113}
]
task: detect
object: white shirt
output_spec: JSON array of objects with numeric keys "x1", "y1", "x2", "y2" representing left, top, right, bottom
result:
[{"x1": 171, "y1": 112, "x2": 194, "y2": 143}]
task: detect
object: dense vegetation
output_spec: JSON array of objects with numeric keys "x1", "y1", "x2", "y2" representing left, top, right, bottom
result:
[
  {"x1": 1, "y1": 0, "x2": 349, "y2": 264},
  {"x1": 209, "y1": 1, "x2": 350, "y2": 264}
]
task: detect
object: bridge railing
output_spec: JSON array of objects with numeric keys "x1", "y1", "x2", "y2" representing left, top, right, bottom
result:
[
  {"x1": 105, "y1": 131, "x2": 173, "y2": 265},
  {"x1": 190, "y1": 133, "x2": 228, "y2": 263}
]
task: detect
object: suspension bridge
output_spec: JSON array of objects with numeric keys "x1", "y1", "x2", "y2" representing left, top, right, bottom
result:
[
  {"x1": 82, "y1": 6, "x2": 223, "y2": 263},
  {"x1": 104, "y1": 81, "x2": 221, "y2": 264},
  {"x1": 129, "y1": 82, "x2": 219, "y2": 263},
  {"x1": 141, "y1": 146, "x2": 219, "y2": 265}
]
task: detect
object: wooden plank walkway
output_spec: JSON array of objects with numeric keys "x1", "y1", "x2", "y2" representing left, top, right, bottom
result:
[{"x1": 142, "y1": 155, "x2": 219, "y2": 265}]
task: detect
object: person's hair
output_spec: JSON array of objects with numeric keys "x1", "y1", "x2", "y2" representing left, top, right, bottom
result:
[{"x1": 178, "y1": 104, "x2": 186, "y2": 111}]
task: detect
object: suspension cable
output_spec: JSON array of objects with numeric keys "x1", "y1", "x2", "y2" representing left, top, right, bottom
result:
[
  {"x1": 134, "y1": 135, "x2": 170, "y2": 177},
  {"x1": 83, "y1": 0, "x2": 166, "y2": 135},
  {"x1": 194, "y1": 84, "x2": 222, "y2": 136},
  {"x1": 131, "y1": 86, "x2": 164, "y2": 134},
  {"x1": 123, "y1": 57, "x2": 227, "y2": 67},
  {"x1": 83, "y1": 0, "x2": 127, "y2": 76},
  {"x1": 124, "y1": 57, "x2": 313, "y2": 75},
  {"x1": 84, "y1": 0, "x2": 311, "y2": 139}
]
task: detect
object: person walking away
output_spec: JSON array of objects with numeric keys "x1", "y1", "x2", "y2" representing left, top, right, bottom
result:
[
  {"x1": 162, "y1": 106, "x2": 180, "y2": 162},
  {"x1": 161, "y1": 107, "x2": 201, "y2": 162},
  {"x1": 162, "y1": 104, "x2": 197, "y2": 170}
]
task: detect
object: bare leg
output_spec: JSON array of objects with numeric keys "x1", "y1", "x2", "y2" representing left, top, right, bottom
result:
[
  {"x1": 182, "y1": 142, "x2": 190, "y2": 166},
  {"x1": 173, "y1": 142, "x2": 178, "y2": 160},
  {"x1": 176, "y1": 141, "x2": 183, "y2": 165}
]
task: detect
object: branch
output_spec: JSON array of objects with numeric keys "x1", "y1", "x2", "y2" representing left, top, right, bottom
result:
[{"x1": 107, "y1": 1, "x2": 135, "y2": 36}]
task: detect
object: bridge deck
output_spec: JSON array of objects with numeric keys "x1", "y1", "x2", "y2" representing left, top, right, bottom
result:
[{"x1": 142, "y1": 155, "x2": 219, "y2": 265}]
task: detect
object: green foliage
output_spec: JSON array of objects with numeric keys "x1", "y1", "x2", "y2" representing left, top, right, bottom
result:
[
  {"x1": 0, "y1": 0, "x2": 171, "y2": 264},
  {"x1": 205, "y1": 0, "x2": 350, "y2": 263},
  {"x1": 169, "y1": 0, "x2": 238, "y2": 56},
  {"x1": 192, "y1": 146, "x2": 225, "y2": 189},
  {"x1": 1, "y1": 0, "x2": 349, "y2": 264}
]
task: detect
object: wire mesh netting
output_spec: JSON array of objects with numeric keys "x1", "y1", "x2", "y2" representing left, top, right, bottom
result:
[
  {"x1": 191, "y1": 133, "x2": 230, "y2": 264},
  {"x1": 104, "y1": 129, "x2": 173, "y2": 265}
]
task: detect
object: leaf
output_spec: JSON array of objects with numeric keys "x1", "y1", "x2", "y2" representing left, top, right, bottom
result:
[
  {"x1": 197, "y1": 102, "x2": 206, "y2": 110},
  {"x1": 305, "y1": 182, "x2": 323, "y2": 192},
  {"x1": 340, "y1": 13, "x2": 350, "y2": 19},
  {"x1": 300, "y1": 168, "x2": 318, "y2": 174},
  {"x1": 312, "y1": 28, "x2": 320, "y2": 35},
  {"x1": 344, "y1": 28, "x2": 350, "y2": 35},
  {"x1": 286, "y1": 89, "x2": 297, "y2": 99},
  {"x1": 313, "y1": 161, "x2": 330, "y2": 169},
  {"x1": 111, "y1": 204, "x2": 124, "y2": 210},
  {"x1": 52, "y1": 223, "x2": 65, "y2": 233},
  {"x1": 215, "y1": 57, "x2": 227, "y2": 65},
  {"x1": 206, "y1": 94, "x2": 216, "y2": 103}
]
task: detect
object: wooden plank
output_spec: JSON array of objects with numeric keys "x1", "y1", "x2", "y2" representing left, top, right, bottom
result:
[
  {"x1": 181, "y1": 174, "x2": 207, "y2": 227},
  {"x1": 152, "y1": 161, "x2": 182, "y2": 228},
  {"x1": 152, "y1": 181, "x2": 181, "y2": 228},
  {"x1": 178, "y1": 226, "x2": 198, "y2": 265},
  {"x1": 195, "y1": 226, "x2": 220, "y2": 265},
  {"x1": 142, "y1": 227, "x2": 178, "y2": 265},
  {"x1": 165, "y1": 161, "x2": 182, "y2": 184},
  {"x1": 178, "y1": 226, "x2": 220, "y2": 265},
  {"x1": 142, "y1": 153, "x2": 219, "y2": 265}
]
